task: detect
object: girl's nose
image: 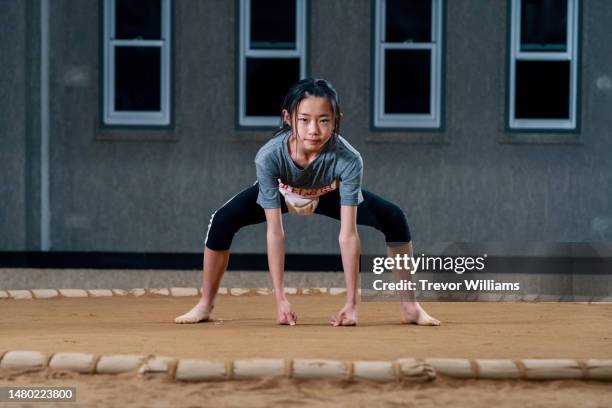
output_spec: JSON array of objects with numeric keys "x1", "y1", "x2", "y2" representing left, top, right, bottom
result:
[{"x1": 308, "y1": 120, "x2": 320, "y2": 134}]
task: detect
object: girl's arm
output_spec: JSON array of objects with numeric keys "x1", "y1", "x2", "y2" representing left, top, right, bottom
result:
[
  {"x1": 264, "y1": 207, "x2": 296, "y2": 325},
  {"x1": 332, "y1": 205, "x2": 360, "y2": 326}
]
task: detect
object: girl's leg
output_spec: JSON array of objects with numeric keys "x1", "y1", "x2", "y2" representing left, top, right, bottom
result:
[
  {"x1": 387, "y1": 242, "x2": 440, "y2": 325},
  {"x1": 176, "y1": 184, "x2": 283, "y2": 323},
  {"x1": 315, "y1": 189, "x2": 440, "y2": 326},
  {"x1": 175, "y1": 247, "x2": 229, "y2": 323}
]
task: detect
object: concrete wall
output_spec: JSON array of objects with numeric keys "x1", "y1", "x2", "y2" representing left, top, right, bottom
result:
[
  {"x1": 1, "y1": 0, "x2": 611, "y2": 254},
  {"x1": 0, "y1": 1, "x2": 28, "y2": 250},
  {"x1": 1, "y1": 1, "x2": 42, "y2": 251}
]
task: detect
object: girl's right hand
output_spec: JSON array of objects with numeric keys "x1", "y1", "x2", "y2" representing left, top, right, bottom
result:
[{"x1": 276, "y1": 299, "x2": 297, "y2": 325}]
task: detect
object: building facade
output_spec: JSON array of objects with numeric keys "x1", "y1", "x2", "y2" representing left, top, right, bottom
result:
[{"x1": 1, "y1": 0, "x2": 611, "y2": 258}]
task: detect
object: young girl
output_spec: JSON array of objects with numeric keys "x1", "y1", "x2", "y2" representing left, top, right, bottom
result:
[{"x1": 175, "y1": 78, "x2": 439, "y2": 326}]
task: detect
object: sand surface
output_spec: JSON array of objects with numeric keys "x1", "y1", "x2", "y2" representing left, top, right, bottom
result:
[
  {"x1": 1, "y1": 295, "x2": 611, "y2": 360},
  {"x1": 1, "y1": 367, "x2": 611, "y2": 408},
  {"x1": 1, "y1": 295, "x2": 611, "y2": 407}
]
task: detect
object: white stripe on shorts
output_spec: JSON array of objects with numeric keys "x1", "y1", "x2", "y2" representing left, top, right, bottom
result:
[{"x1": 203, "y1": 181, "x2": 259, "y2": 246}]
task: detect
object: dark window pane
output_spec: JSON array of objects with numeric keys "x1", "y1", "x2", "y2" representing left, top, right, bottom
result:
[
  {"x1": 386, "y1": 0, "x2": 432, "y2": 43},
  {"x1": 385, "y1": 49, "x2": 431, "y2": 114},
  {"x1": 115, "y1": 46, "x2": 161, "y2": 111},
  {"x1": 251, "y1": 0, "x2": 296, "y2": 49},
  {"x1": 246, "y1": 58, "x2": 299, "y2": 116},
  {"x1": 520, "y1": 0, "x2": 567, "y2": 51},
  {"x1": 515, "y1": 60, "x2": 570, "y2": 119},
  {"x1": 116, "y1": 0, "x2": 161, "y2": 40}
]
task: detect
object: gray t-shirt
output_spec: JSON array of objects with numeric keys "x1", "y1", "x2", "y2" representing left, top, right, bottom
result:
[{"x1": 255, "y1": 131, "x2": 363, "y2": 209}]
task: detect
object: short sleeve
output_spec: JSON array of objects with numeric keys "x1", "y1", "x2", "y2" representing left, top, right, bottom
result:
[
  {"x1": 339, "y1": 155, "x2": 363, "y2": 206},
  {"x1": 255, "y1": 155, "x2": 281, "y2": 209}
]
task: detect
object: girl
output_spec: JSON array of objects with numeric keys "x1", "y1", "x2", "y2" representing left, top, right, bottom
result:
[{"x1": 175, "y1": 78, "x2": 439, "y2": 326}]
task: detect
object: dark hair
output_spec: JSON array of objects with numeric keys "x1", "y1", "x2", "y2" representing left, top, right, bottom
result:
[{"x1": 274, "y1": 78, "x2": 342, "y2": 137}]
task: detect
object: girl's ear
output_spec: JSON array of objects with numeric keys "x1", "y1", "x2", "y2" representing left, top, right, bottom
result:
[{"x1": 282, "y1": 109, "x2": 291, "y2": 126}]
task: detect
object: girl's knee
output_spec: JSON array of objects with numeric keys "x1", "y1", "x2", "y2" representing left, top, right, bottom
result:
[
  {"x1": 382, "y1": 204, "x2": 412, "y2": 243},
  {"x1": 204, "y1": 206, "x2": 241, "y2": 250},
  {"x1": 209, "y1": 206, "x2": 235, "y2": 230},
  {"x1": 388, "y1": 204, "x2": 406, "y2": 222}
]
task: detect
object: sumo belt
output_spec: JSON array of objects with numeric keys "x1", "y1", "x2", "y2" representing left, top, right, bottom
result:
[{"x1": 278, "y1": 178, "x2": 339, "y2": 216}]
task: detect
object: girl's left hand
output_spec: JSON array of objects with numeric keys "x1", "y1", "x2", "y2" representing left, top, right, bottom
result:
[
  {"x1": 277, "y1": 299, "x2": 297, "y2": 325},
  {"x1": 330, "y1": 303, "x2": 357, "y2": 326}
]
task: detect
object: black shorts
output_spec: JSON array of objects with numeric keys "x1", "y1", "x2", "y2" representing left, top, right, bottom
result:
[{"x1": 204, "y1": 183, "x2": 411, "y2": 250}]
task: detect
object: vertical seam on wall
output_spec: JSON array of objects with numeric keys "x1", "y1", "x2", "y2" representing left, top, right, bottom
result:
[{"x1": 40, "y1": 0, "x2": 51, "y2": 251}]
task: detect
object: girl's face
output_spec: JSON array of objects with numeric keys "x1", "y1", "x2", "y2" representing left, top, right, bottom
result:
[{"x1": 283, "y1": 96, "x2": 336, "y2": 155}]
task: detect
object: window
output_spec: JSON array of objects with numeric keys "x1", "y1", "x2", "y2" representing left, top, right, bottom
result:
[
  {"x1": 238, "y1": 0, "x2": 307, "y2": 128},
  {"x1": 103, "y1": 0, "x2": 172, "y2": 126},
  {"x1": 373, "y1": 0, "x2": 443, "y2": 129},
  {"x1": 509, "y1": 0, "x2": 579, "y2": 130}
]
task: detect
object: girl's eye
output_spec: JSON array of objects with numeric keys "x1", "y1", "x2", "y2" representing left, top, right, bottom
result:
[
  {"x1": 298, "y1": 118, "x2": 308, "y2": 122},
  {"x1": 320, "y1": 119, "x2": 329, "y2": 123}
]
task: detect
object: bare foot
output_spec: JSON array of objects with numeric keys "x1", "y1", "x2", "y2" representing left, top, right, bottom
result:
[
  {"x1": 174, "y1": 300, "x2": 214, "y2": 324},
  {"x1": 400, "y1": 302, "x2": 440, "y2": 326}
]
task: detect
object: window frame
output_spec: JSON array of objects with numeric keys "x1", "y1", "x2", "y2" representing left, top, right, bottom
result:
[
  {"x1": 508, "y1": 0, "x2": 579, "y2": 131},
  {"x1": 373, "y1": 0, "x2": 444, "y2": 130},
  {"x1": 237, "y1": 0, "x2": 308, "y2": 128},
  {"x1": 102, "y1": 0, "x2": 173, "y2": 127}
]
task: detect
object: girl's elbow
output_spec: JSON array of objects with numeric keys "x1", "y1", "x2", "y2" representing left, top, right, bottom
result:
[
  {"x1": 338, "y1": 231, "x2": 359, "y2": 246},
  {"x1": 267, "y1": 229, "x2": 285, "y2": 240}
]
